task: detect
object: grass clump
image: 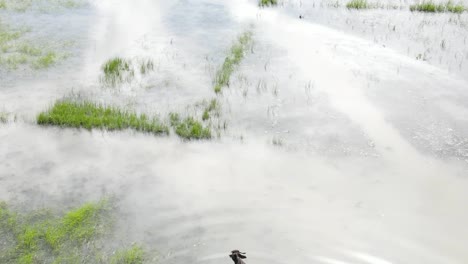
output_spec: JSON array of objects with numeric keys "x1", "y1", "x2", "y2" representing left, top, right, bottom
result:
[
  {"x1": 101, "y1": 57, "x2": 134, "y2": 86},
  {"x1": 44, "y1": 201, "x2": 108, "y2": 250},
  {"x1": 0, "y1": 23, "x2": 22, "y2": 51},
  {"x1": 169, "y1": 113, "x2": 211, "y2": 140},
  {"x1": 0, "y1": 200, "x2": 112, "y2": 263},
  {"x1": 410, "y1": 1, "x2": 445, "y2": 12},
  {"x1": 259, "y1": 0, "x2": 278, "y2": 7},
  {"x1": 139, "y1": 59, "x2": 154, "y2": 75},
  {"x1": 214, "y1": 31, "x2": 252, "y2": 94},
  {"x1": 111, "y1": 245, "x2": 144, "y2": 264},
  {"x1": 101, "y1": 57, "x2": 155, "y2": 86},
  {"x1": 0, "y1": 112, "x2": 9, "y2": 123},
  {"x1": 202, "y1": 99, "x2": 220, "y2": 121},
  {"x1": 0, "y1": 0, "x2": 31, "y2": 12},
  {"x1": 37, "y1": 100, "x2": 169, "y2": 135},
  {"x1": 346, "y1": 0, "x2": 369, "y2": 9},
  {"x1": 0, "y1": 199, "x2": 149, "y2": 263},
  {"x1": 18, "y1": 45, "x2": 42, "y2": 56},
  {"x1": 410, "y1": 1, "x2": 465, "y2": 12},
  {"x1": 34, "y1": 51, "x2": 57, "y2": 69},
  {"x1": 446, "y1": 1, "x2": 465, "y2": 12}
]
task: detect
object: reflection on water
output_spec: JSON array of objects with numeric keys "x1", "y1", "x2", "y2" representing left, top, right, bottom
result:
[{"x1": 1, "y1": 0, "x2": 468, "y2": 263}]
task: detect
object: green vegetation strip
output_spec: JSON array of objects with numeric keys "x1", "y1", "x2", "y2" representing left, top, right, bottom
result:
[
  {"x1": 37, "y1": 99, "x2": 215, "y2": 141},
  {"x1": 0, "y1": 199, "x2": 145, "y2": 264},
  {"x1": 101, "y1": 57, "x2": 134, "y2": 86},
  {"x1": 111, "y1": 245, "x2": 145, "y2": 264},
  {"x1": 344, "y1": 0, "x2": 465, "y2": 12},
  {"x1": 202, "y1": 99, "x2": 220, "y2": 121},
  {"x1": 346, "y1": 0, "x2": 369, "y2": 9},
  {"x1": 214, "y1": 31, "x2": 252, "y2": 94},
  {"x1": 259, "y1": 0, "x2": 278, "y2": 7},
  {"x1": 0, "y1": 0, "x2": 85, "y2": 12},
  {"x1": 169, "y1": 113, "x2": 211, "y2": 140},
  {"x1": 37, "y1": 100, "x2": 169, "y2": 135},
  {"x1": 410, "y1": 1, "x2": 465, "y2": 13}
]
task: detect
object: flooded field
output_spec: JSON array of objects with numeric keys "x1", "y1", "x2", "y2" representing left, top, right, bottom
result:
[{"x1": 1, "y1": 0, "x2": 468, "y2": 263}]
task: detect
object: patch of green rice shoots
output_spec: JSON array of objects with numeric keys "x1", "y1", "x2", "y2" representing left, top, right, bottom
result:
[
  {"x1": 410, "y1": 1, "x2": 465, "y2": 12},
  {"x1": 111, "y1": 245, "x2": 145, "y2": 264},
  {"x1": 259, "y1": 0, "x2": 278, "y2": 7},
  {"x1": 346, "y1": 0, "x2": 369, "y2": 9},
  {"x1": 214, "y1": 32, "x2": 252, "y2": 94},
  {"x1": 37, "y1": 100, "x2": 169, "y2": 135}
]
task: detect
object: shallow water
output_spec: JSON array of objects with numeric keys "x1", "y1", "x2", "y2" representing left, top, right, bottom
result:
[{"x1": 1, "y1": 0, "x2": 468, "y2": 263}]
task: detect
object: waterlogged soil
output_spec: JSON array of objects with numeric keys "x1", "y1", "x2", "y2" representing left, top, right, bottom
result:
[{"x1": 1, "y1": 0, "x2": 468, "y2": 264}]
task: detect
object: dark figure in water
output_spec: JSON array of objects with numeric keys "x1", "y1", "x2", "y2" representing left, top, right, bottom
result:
[
  {"x1": 299, "y1": 15, "x2": 304, "y2": 19},
  {"x1": 229, "y1": 250, "x2": 247, "y2": 264}
]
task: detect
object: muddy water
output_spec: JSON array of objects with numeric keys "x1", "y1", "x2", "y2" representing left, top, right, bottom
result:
[{"x1": 1, "y1": 0, "x2": 468, "y2": 263}]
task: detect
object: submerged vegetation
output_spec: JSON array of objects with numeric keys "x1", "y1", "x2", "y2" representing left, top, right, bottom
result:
[
  {"x1": 346, "y1": 0, "x2": 369, "y2": 9},
  {"x1": 34, "y1": 51, "x2": 58, "y2": 69},
  {"x1": 0, "y1": 112, "x2": 9, "y2": 123},
  {"x1": 202, "y1": 99, "x2": 220, "y2": 121},
  {"x1": 259, "y1": 0, "x2": 278, "y2": 7},
  {"x1": 0, "y1": 199, "x2": 145, "y2": 264},
  {"x1": 169, "y1": 113, "x2": 212, "y2": 140},
  {"x1": 111, "y1": 245, "x2": 145, "y2": 264},
  {"x1": 343, "y1": 0, "x2": 465, "y2": 11},
  {"x1": 410, "y1": 1, "x2": 466, "y2": 13},
  {"x1": 101, "y1": 57, "x2": 155, "y2": 86},
  {"x1": 37, "y1": 100, "x2": 169, "y2": 135},
  {"x1": 0, "y1": 0, "x2": 85, "y2": 12},
  {"x1": 0, "y1": 22, "x2": 62, "y2": 70},
  {"x1": 101, "y1": 57, "x2": 135, "y2": 86},
  {"x1": 139, "y1": 58, "x2": 154, "y2": 75},
  {"x1": 214, "y1": 31, "x2": 252, "y2": 94}
]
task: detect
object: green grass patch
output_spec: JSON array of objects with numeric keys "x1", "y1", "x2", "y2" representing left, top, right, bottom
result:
[
  {"x1": 214, "y1": 31, "x2": 252, "y2": 94},
  {"x1": 0, "y1": 200, "x2": 147, "y2": 263},
  {"x1": 37, "y1": 100, "x2": 169, "y2": 135},
  {"x1": 410, "y1": 1, "x2": 445, "y2": 12},
  {"x1": 259, "y1": 0, "x2": 278, "y2": 7},
  {"x1": 0, "y1": 0, "x2": 86, "y2": 12},
  {"x1": 202, "y1": 98, "x2": 220, "y2": 121},
  {"x1": 101, "y1": 57, "x2": 154, "y2": 86},
  {"x1": 169, "y1": 113, "x2": 211, "y2": 140},
  {"x1": 0, "y1": 23, "x2": 22, "y2": 47},
  {"x1": 346, "y1": 0, "x2": 369, "y2": 9},
  {"x1": 446, "y1": 1, "x2": 465, "y2": 12},
  {"x1": 34, "y1": 51, "x2": 58, "y2": 69},
  {"x1": 0, "y1": 0, "x2": 31, "y2": 12},
  {"x1": 111, "y1": 245, "x2": 144, "y2": 264},
  {"x1": 17, "y1": 44, "x2": 42, "y2": 56},
  {"x1": 0, "y1": 22, "x2": 63, "y2": 70},
  {"x1": 101, "y1": 57, "x2": 135, "y2": 86},
  {"x1": 44, "y1": 201, "x2": 108, "y2": 250},
  {"x1": 410, "y1": 1, "x2": 465, "y2": 12}
]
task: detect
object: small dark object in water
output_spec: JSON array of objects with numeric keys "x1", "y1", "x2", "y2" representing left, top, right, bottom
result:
[
  {"x1": 299, "y1": 15, "x2": 304, "y2": 19},
  {"x1": 229, "y1": 250, "x2": 247, "y2": 264}
]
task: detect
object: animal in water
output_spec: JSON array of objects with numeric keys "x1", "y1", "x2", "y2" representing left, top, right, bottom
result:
[
  {"x1": 299, "y1": 15, "x2": 304, "y2": 19},
  {"x1": 229, "y1": 250, "x2": 247, "y2": 264}
]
